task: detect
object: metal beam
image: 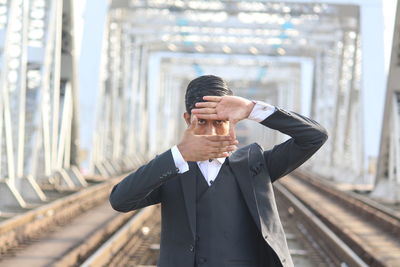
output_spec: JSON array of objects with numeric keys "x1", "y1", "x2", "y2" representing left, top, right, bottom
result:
[{"x1": 373, "y1": 0, "x2": 400, "y2": 203}]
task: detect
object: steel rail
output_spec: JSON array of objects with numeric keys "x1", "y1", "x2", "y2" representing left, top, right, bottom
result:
[
  {"x1": 81, "y1": 205, "x2": 158, "y2": 267},
  {"x1": 280, "y1": 170, "x2": 400, "y2": 266},
  {"x1": 0, "y1": 175, "x2": 122, "y2": 255},
  {"x1": 274, "y1": 182, "x2": 368, "y2": 267},
  {"x1": 294, "y1": 169, "x2": 400, "y2": 234}
]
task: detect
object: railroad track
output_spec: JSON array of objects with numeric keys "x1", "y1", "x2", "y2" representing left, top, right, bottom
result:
[
  {"x1": 2, "y1": 169, "x2": 399, "y2": 266},
  {"x1": 279, "y1": 169, "x2": 400, "y2": 267},
  {"x1": 80, "y1": 181, "x2": 371, "y2": 267},
  {"x1": 274, "y1": 183, "x2": 367, "y2": 267},
  {"x1": 0, "y1": 176, "x2": 120, "y2": 254},
  {"x1": 0, "y1": 174, "x2": 138, "y2": 267},
  {"x1": 81, "y1": 205, "x2": 160, "y2": 267}
]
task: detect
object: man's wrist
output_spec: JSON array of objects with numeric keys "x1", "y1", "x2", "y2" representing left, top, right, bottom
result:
[
  {"x1": 176, "y1": 144, "x2": 188, "y2": 161},
  {"x1": 171, "y1": 145, "x2": 189, "y2": 173},
  {"x1": 248, "y1": 100, "x2": 276, "y2": 122},
  {"x1": 245, "y1": 100, "x2": 256, "y2": 118}
]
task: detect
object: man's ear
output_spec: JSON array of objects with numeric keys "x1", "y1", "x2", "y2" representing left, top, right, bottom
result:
[{"x1": 183, "y1": 112, "x2": 191, "y2": 126}]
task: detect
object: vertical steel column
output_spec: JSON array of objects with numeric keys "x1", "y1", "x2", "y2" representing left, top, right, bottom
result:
[
  {"x1": 373, "y1": 0, "x2": 400, "y2": 203},
  {"x1": 60, "y1": 0, "x2": 82, "y2": 176},
  {"x1": 91, "y1": 10, "x2": 147, "y2": 176},
  {"x1": 0, "y1": 0, "x2": 30, "y2": 208},
  {"x1": 126, "y1": 39, "x2": 142, "y2": 165},
  {"x1": 138, "y1": 44, "x2": 149, "y2": 157},
  {"x1": 331, "y1": 30, "x2": 364, "y2": 183},
  {"x1": 0, "y1": 0, "x2": 85, "y2": 212},
  {"x1": 307, "y1": 48, "x2": 339, "y2": 175},
  {"x1": 308, "y1": 25, "x2": 365, "y2": 187}
]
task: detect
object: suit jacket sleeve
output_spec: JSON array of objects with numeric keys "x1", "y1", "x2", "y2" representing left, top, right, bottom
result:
[
  {"x1": 260, "y1": 107, "x2": 328, "y2": 182},
  {"x1": 109, "y1": 149, "x2": 179, "y2": 212}
]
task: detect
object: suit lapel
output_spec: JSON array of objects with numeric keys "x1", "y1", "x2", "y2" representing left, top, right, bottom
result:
[
  {"x1": 229, "y1": 145, "x2": 262, "y2": 231},
  {"x1": 180, "y1": 161, "x2": 197, "y2": 239}
]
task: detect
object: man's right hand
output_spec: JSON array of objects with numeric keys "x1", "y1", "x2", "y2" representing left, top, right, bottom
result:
[{"x1": 177, "y1": 115, "x2": 238, "y2": 162}]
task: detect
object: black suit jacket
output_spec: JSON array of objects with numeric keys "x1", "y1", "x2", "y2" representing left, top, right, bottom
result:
[{"x1": 109, "y1": 107, "x2": 328, "y2": 267}]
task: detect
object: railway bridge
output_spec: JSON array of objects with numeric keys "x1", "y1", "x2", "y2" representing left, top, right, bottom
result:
[{"x1": 0, "y1": 0, "x2": 399, "y2": 266}]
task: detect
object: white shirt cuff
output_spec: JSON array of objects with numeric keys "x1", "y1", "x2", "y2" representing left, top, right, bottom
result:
[
  {"x1": 171, "y1": 145, "x2": 189, "y2": 173},
  {"x1": 248, "y1": 100, "x2": 277, "y2": 122}
]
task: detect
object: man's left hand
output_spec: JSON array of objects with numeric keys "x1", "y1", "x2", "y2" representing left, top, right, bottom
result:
[{"x1": 191, "y1": 95, "x2": 255, "y2": 139}]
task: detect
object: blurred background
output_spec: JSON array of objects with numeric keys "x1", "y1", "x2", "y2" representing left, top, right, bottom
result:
[{"x1": 0, "y1": 0, "x2": 399, "y2": 266}]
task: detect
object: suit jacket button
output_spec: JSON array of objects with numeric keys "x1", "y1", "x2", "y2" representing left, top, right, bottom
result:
[
  {"x1": 189, "y1": 244, "x2": 194, "y2": 252},
  {"x1": 199, "y1": 257, "x2": 207, "y2": 264}
]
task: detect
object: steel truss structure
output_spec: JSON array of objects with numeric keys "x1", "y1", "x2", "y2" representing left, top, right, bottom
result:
[
  {"x1": 0, "y1": 0, "x2": 84, "y2": 212},
  {"x1": 373, "y1": 1, "x2": 400, "y2": 203},
  {"x1": 91, "y1": 0, "x2": 375, "y2": 193}
]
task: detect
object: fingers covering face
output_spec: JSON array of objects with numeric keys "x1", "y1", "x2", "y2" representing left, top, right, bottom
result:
[
  {"x1": 204, "y1": 135, "x2": 233, "y2": 141},
  {"x1": 202, "y1": 96, "x2": 222, "y2": 102},
  {"x1": 208, "y1": 140, "x2": 238, "y2": 148},
  {"x1": 191, "y1": 114, "x2": 219, "y2": 120},
  {"x1": 191, "y1": 108, "x2": 216, "y2": 114},
  {"x1": 229, "y1": 122, "x2": 236, "y2": 140},
  {"x1": 195, "y1": 102, "x2": 218, "y2": 108},
  {"x1": 198, "y1": 139, "x2": 238, "y2": 160},
  {"x1": 188, "y1": 114, "x2": 198, "y2": 131}
]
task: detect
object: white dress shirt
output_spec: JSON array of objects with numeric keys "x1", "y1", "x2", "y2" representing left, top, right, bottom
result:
[{"x1": 171, "y1": 101, "x2": 276, "y2": 186}]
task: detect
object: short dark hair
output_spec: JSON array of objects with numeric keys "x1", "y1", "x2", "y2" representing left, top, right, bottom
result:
[{"x1": 185, "y1": 75, "x2": 233, "y2": 114}]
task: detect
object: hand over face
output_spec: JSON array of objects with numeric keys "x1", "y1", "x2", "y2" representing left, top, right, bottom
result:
[
  {"x1": 191, "y1": 95, "x2": 255, "y2": 139},
  {"x1": 177, "y1": 115, "x2": 238, "y2": 162}
]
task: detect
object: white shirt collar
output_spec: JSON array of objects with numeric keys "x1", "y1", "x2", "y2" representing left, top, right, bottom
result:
[
  {"x1": 198, "y1": 157, "x2": 226, "y2": 165},
  {"x1": 214, "y1": 157, "x2": 226, "y2": 164}
]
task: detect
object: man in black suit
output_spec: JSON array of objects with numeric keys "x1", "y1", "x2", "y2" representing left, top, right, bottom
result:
[{"x1": 109, "y1": 75, "x2": 328, "y2": 267}]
